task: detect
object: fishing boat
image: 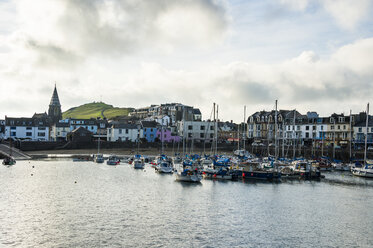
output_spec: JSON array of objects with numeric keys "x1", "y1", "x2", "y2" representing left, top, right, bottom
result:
[{"x1": 238, "y1": 160, "x2": 281, "y2": 181}]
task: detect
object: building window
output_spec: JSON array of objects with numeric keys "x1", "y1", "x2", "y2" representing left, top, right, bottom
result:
[
  {"x1": 343, "y1": 125, "x2": 346, "y2": 130},
  {"x1": 188, "y1": 133, "x2": 192, "y2": 138},
  {"x1": 210, "y1": 126, "x2": 214, "y2": 131},
  {"x1": 306, "y1": 126, "x2": 309, "y2": 130},
  {"x1": 26, "y1": 127, "x2": 32, "y2": 130},
  {"x1": 38, "y1": 127, "x2": 46, "y2": 130},
  {"x1": 312, "y1": 126, "x2": 316, "y2": 130},
  {"x1": 358, "y1": 127, "x2": 362, "y2": 132},
  {"x1": 10, "y1": 126, "x2": 16, "y2": 130},
  {"x1": 188, "y1": 125, "x2": 193, "y2": 130},
  {"x1": 119, "y1": 129, "x2": 122, "y2": 134},
  {"x1": 331, "y1": 125, "x2": 334, "y2": 130},
  {"x1": 126, "y1": 129, "x2": 129, "y2": 134},
  {"x1": 11, "y1": 132, "x2": 16, "y2": 136},
  {"x1": 38, "y1": 132, "x2": 45, "y2": 136},
  {"x1": 338, "y1": 125, "x2": 340, "y2": 130},
  {"x1": 321, "y1": 126, "x2": 324, "y2": 130},
  {"x1": 210, "y1": 134, "x2": 214, "y2": 138},
  {"x1": 306, "y1": 133, "x2": 309, "y2": 138},
  {"x1": 200, "y1": 133, "x2": 204, "y2": 138},
  {"x1": 200, "y1": 126, "x2": 205, "y2": 130},
  {"x1": 26, "y1": 132, "x2": 32, "y2": 136}
]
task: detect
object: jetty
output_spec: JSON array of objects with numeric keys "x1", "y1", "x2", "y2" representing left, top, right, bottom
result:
[{"x1": 0, "y1": 144, "x2": 31, "y2": 160}]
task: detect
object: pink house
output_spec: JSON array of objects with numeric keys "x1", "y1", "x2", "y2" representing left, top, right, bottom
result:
[{"x1": 156, "y1": 128, "x2": 181, "y2": 143}]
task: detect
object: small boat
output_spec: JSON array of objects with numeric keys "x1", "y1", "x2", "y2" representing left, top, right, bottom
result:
[
  {"x1": 175, "y1": 168, "x2": 202, "y2": 182},
  {"x1": 133, "y1": 155, "x2": 145, "y2": 169},
  {"x1": 107, "y1": 155, "x2": 120, "y2": 166},
  {"x1": 157, "y1": 161, "x2": 173, "y2": 173},
  {"x1": 94, "y1": 154, "x2": 105, "y2": 163},
  {"x1": 332, "y1": 162, "x2": 351, "y2": 171},
  {"x1": 2, "y1": 157, "x2": 16, "y2": 166},
  {"x1": 3, "y1": 139, "x2": 16, "y2": 166},
  {"x1": 202, "y1": 167, "x2": 233, "y2": 180},
  {"x1": 155, "y1": 155, "x2": 173, "y2": 173},
  {"x1": 351, "y1": 163, "x2": 373, "y2": 178}
]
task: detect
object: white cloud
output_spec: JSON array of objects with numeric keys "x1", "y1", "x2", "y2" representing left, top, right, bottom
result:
[
  {"x1": 279, "y1": 0, "x2": 310, "y2": 11},
  {"x1": 0, "y1": 1, "x2": 373, "y2": 122},
  {"x1": 323, "y1": 0, "x2": 372, "y2": 30}
]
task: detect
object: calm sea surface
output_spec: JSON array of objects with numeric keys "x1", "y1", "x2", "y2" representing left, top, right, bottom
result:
[{"x1": 1, "y1": 159, "x2": 373, "y2": 248}]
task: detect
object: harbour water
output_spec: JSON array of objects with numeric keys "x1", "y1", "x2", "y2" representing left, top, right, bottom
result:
[{"x1": 1, "y1": 159, "x2": 373, "y2": 247}]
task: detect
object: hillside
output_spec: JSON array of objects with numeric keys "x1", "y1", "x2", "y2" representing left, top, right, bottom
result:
[{"x1": 62, "y1": 102, "x2": 133, "y2": 119}]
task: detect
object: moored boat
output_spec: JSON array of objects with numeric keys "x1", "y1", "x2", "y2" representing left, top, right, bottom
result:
[
  {"x1": 2, "y1": 157, "x2": 16, "y2": 166},
  {"x1": 107, "y1": 155, "x2": 120, "y2": 165}
]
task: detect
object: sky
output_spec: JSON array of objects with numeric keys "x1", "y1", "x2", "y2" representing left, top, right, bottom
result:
[{"x1": 0, "y1": 0, "x2": 373, "y2": 122}]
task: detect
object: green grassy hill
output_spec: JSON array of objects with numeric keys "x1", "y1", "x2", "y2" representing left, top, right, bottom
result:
[{"x1": 62, "y1": 102, "x2": 132, "y2": 120}]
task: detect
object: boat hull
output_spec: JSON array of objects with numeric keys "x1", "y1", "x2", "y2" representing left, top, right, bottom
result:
[{"x1": 175, "y1": 174, "x2": 202, "y2": 182}]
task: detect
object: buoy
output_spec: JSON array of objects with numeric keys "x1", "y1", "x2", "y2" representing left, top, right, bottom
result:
[
  {"x1": 75, "y1": 181, "x2": 77, "y2": 183},
  {"x1": 242, "y1": 173, "x2": 245, "y2": 178},
  {"x1": 31, "y1": 174, "x2": 33, "y2": 176},
  {"x1": 32, "y1": 166, "x2": 34, "y2": 168}
]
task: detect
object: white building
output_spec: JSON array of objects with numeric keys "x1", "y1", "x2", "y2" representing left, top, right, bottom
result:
[
  {"x1": 107, "y1": 123, "x2": 144, "y2": 142},
  {"x1": 177, "y1": 121, "x2": 215, "y2": 142},
  {"x1": 4, "y1": 117, "x2": 49, "y2": 141},
  {"x1": 50, "y1": 121, "x2": 70, "y2": 141},
  {"x1": 69, "y1": 119, "x2": 98, "y2": 134}
]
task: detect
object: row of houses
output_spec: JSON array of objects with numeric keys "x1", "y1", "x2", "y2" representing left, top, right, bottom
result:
[
  {"x1": 0, "y1": 115, "x2": 238, "y2": 143},
  {"x1": 247, "y1": 110, "x2": 373, "y2": 147}
]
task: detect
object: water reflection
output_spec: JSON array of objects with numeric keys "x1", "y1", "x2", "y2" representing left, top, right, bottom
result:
[{"x1": 1, "y1": 159, "x2": 373, "y2": 247}]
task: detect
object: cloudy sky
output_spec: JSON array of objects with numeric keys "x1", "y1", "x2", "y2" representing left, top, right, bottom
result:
[{"x1": 0, "y1": 0, "x2": 373, "y2": 122}]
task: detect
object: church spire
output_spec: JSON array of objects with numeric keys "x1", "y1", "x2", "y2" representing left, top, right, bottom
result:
[
  {"x1": 48, "y1": 84, "x2": 62, "y2": 124},
  {"x1": 50, "y1": 84, "x2": 61, "y2": 107}
]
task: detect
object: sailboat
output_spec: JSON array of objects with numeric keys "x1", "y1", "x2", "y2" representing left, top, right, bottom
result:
[
  {"x1": 155, "y1": 120, "x2": 173, "y2": 173},
  {"x1": 133, "y1": 128, "x2": 145, "y2": 169},
  {"x1": 94, "y1": 136, "x2": 104, "y2": 163},
  {"x1": 351, "y1": 103, "x2": 373, "y2": 178},
  {"x1": 2, "y1": 139, "x2": 16, "y2": 166}
]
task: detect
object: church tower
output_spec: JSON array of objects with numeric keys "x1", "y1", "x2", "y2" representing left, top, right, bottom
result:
[{"x1": 48, "y1": 84, "x2": 62, "y2": 124}]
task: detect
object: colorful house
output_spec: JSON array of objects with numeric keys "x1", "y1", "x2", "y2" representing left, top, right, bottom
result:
[
  {"x1": 157, "y1": 128, "x2": 181, "y2": 143},
  {"x1": 141, "y1": 121, "x2": 158, "y2": 142}
]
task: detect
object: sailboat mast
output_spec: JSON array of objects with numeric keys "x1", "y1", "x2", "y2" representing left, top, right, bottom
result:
[
  {"x1": 364, "y1": 103, "x2": 369, "y2": 166},
  {"x1": 161, "y1": 118, "x2": 164, "y2": 154},
  {"x1": 282, "y1": 123, "x2": 285, "y2": 158},
  {"x1": 293, "y1": 109, "x2": 296, "y2": 159},
  {"x1": 182, "y1": 108, "x2": 185, "y2": 157},
  {"x1": 243, "y1": 105, "x2": 246, "y2": 151},
  {"x1": 213, "y1": 103, "x2": 216, "y2": 155},
  {"x1": 98, "y1": 136, "x2": 100, "y2": 155},
  {"x1": 333, "y1": 117, "x2": 336, "y2": 160},
  {"x1": 215, "y1": 104, "x2": 219, "y2": 155},
  {"x1": 349, "y1": 109, "x2": 352, "y2": 161},
  {"x1": 275, "y1": 100, "x2": 278, "y2": 159}
]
